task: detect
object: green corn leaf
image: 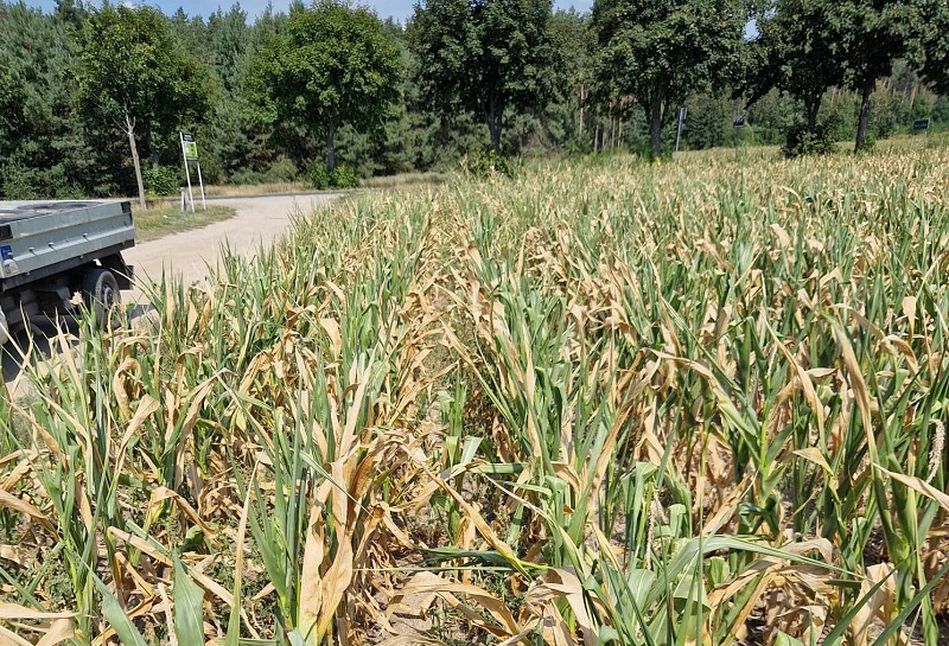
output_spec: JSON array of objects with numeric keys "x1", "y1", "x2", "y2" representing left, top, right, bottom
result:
[
  {"x1": 174, "y1": 554, "x2": 206, "y2": 646},
  {"x1": 92, "y1": 573, "x2": 148, "y2": 646}
]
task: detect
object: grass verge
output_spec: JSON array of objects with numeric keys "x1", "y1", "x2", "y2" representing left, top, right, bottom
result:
[{"x1": 132, "y1": 204, "x2": 236, "y2": 241}]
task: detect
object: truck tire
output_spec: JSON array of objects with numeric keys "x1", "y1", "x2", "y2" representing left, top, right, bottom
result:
[{"x1": 81, "y1": 266, "x2": 120, "y2": 328}]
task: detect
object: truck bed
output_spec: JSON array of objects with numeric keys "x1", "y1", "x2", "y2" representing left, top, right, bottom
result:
[{"x1": 0, "y1": 200, "x2": 135, "y2": 289}]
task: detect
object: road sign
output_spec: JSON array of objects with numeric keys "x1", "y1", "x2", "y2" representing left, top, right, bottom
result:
[
  {"x1": 181, "y1": 132, "x2": 199, "y2": 161},
  {"x1": 733, "y1": 115, "x2": 746, "y2": 129},
  {"x1": 179, "y1": 132, "x2": 206, "y2": 212},
  {"x1": 913, "y1": 119, "x2": 931, "y2": 134}
]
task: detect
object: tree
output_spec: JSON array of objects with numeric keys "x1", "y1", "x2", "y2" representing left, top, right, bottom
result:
[
  {"x1": 828, "y1": 1, "x2": 921, "y2": 151},
  {"x1": 743, "y1": 0, "x2": 845, "y2": 134},
  {"x1": 74, "y1": 5, "x2": 210, "y2": 208},
  {"x1": 252, "y1": 0, "x2": 400, "y2": 174},
  {"x1": 593, "y1": 0, "x2": 747, "y2": 158},
  {"x1": 918, "y1": 0, "x2": 949, "y2": 96},
  {"x1": 549, "y1": 9, "x2": 595, "y2": 150},
  {"x1": 0, "y1": 2, "x2": 101, "y2": 199},
  {"x1": 682, "y1": 92, "x2": 734, "y2": 149},
  {"x1": 410, "y1": 0, "x2": 555, "y2": 153}
]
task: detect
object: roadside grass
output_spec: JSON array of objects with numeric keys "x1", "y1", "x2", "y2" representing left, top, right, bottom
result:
[
  {"x1": 202, "y1": 181, "x2": 308, "y2": 197},
  {"x1": 132, "y1": 204, "x2": 236, "y2": 241},
  {"x1": 200, "y1": 171, "x2": 446, "y2": 197},
  {"x1": 360, "y1": 171, "x2": 446, "y2": 189}
]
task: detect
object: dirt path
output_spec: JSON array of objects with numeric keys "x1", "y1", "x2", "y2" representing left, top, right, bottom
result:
[{"x1": 125, "y1": 193, "x2": 340, "y2": 297}]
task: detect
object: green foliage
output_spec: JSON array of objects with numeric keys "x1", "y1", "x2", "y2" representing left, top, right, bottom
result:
[
  {"x1": 933, "y1": 95, "x2": 949, "y2": 126},
  {"x1": 547, "y1": 9, "x2": 595, "y2": 152},
  {"x1": 828, "y1": 0, "x2": 921, "y2": 151},
  {"x1": 252, "y1": 0, "x2": 401, "y2": 173},
  {"x1": 74, "y1": 5, "x2": 211, "y2": 136},
  {"x1": 331, "y1": 164, "x2": 360, "y2": 189},
  {"x1": 410, "y1": 0, "x2": 556, "y2": 153},
  {"x1": 593, "y1": 0, "x2": 747, "y2": 157},
  {"x1": 0, "y1": 0, "x2": 947, "y2": 200},
  {"x1": 682, "y1": 93, "x2": 736, "y2": 150},
  {"x1": 463, "y1": 149, "x2": 516, "y2": 177},
  {"x1": 305, "y1": 163, "x2": 359, "y2": 189},
  {"x1": 229, "y1": 157, "x2": 299, "y2": 186},
  {"x1": 0, "y1": 2, "x2": 107, "y2": 199},
  {"x1": 73, "y1": 4, "x2": 212, "y2": 205},
  {"x1": 306, "y1": 165, "x2": 331, "y2": 190},
  {"x1": 918, "y1": 0, "x2": 949, "y2": 94},
  {"x1": 143, "y1": 166, "x2": 181, "y2": 197},
  {"x1": 745, "y1": 0, "x2": 845, "y2": 133},
  {"x1": 781, "y1": 120, "x2": 837, "y2": 157}
]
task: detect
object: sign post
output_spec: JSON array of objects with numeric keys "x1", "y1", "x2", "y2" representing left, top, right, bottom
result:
[
  {"x1": 179, "y1": 132, "x2": 206, "y2": 212},
  {"x1": 733, "y1": 115, "x2": 747, "y2": 191},
  {"x1": 675, "y1": 107, "x2": 687, "y2": 153},
  {"x1": 913, "y1": 118, "x2": 931, "y2": 136}
]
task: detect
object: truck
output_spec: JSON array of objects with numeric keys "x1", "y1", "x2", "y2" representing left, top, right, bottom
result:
[{"x1": 0, "y1": 200, "x2": 135, "y2": 344}]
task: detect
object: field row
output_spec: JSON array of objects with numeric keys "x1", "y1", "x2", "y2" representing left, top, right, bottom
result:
[{"x1": 2, "y1": 147, "x2": 949, "y2": 645}]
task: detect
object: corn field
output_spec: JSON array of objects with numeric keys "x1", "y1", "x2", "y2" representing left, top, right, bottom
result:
[{"x1": 2, "y1": 146, "x2": 949, "y2": 645}]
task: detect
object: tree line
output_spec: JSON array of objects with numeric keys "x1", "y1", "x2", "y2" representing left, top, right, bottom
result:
[{"x1": 1, "y1": 0, "x2": 948, "y2": 203}]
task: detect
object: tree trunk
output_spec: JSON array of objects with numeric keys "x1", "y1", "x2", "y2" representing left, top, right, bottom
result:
[
  {"x1": 489, "y1": 119, "x2": 501, "y2": 153},
  {"x1": 326, "y1": 121, "x2": 337, "y2": 173},
  {"x1": 649, "y1": 93, "x2": 662, "y2": 158},
  {"x1": 805, "y1": 97, "x2": 820, "y2": 133},
  {"x1": 124, "y1": 111, "x2": 146, "y2": 211},
  {"x1": 855, "y1": 85, "x2": 873, "y2": 153},
  {"x1": 487, "y1": 92, "x2": 502, "y2": 153},
  {"x1": 578, "y1": 84, "x2": 585, "y2": 138}
]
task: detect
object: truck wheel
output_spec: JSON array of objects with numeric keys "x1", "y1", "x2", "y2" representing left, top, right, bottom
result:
[{"x1": 81, "y1": 267, "x2": 121, "y2": 328}]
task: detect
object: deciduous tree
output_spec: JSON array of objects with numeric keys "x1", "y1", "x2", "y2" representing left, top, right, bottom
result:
[
  {"x1": 829, "y1": 0, "x2": 921, "y2": 151},
  {"x1": 410, "y1": 0, "x2": 555, "y2": 153},
  {"x1": 252, "y1": 0, "x2": 400, "y2": 174},
  {"x1": 74, "y1": 5, "x2": 210, "y2": 208},
  {"x1": 918, "y1": 0, "x2": 949, "y2": 96},
  {"x1": 593, "y1": 0, "x2": 747, "y2": 158},
  {"x1": 743, "y1": 0, "x2": 845, "y2": 134}
]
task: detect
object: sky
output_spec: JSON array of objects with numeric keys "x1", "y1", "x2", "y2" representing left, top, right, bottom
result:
[{"x1": 32, "y1": 0, "x2": 594, "y2": 21}]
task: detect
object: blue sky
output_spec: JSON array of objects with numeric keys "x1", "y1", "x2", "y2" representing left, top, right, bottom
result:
[{"x1": 30, "y1": 0, "x2": 593, "y2": 21}]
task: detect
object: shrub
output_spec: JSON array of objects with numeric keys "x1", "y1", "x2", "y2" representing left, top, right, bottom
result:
[
  {"x1": 306, "y1": 165, "x2": 331, "y2": 190},
  {"x1": 228, "y1": 158, "x2": 299, "y2": 186},
  {"x1": 305, "y1": 164, "x2": 360, "y2": 190},
  {"x1": 858, "y1": 133, "x2": 877, "y2": 153},
  {"x1": 463, "y1": 149, "x2": 515, "y2": 178},
  {"x1": 143, "y1": 166, "x2": 181, "y2": 197},
  {"x1": 265, "y1": 157, "x2": 300, "y2": 183},
  {"x1": 781, "y1": 122, "x2": 836, "y2": 158},
  {"x1": 331, "y1": 165, "x2": 360, "y2": 189}
]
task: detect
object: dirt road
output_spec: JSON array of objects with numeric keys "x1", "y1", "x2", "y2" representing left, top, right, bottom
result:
[{"x1": 125, "y1": 193, "x2": 339, "y2": 296}]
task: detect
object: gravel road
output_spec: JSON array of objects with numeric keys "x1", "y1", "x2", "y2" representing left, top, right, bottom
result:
[{"x1": 125, "y1": 192, "x2": 339, "y2": 296}]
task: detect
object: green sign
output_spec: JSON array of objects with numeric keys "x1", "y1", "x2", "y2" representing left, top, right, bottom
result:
[{"x1": 181, "y1": 132, "x2": 199, "y2": 160}]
